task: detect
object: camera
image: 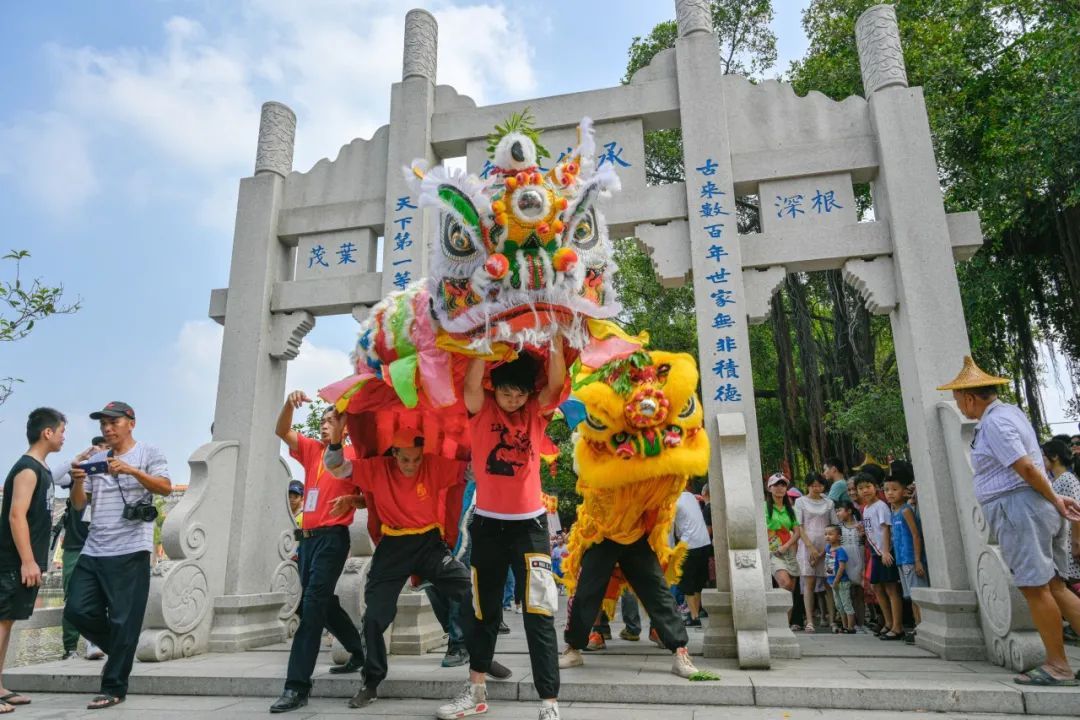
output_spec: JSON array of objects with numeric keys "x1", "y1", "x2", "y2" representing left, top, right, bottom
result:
[{"x1": 122, "y1": 498, "x2": 158, "y2": 523}]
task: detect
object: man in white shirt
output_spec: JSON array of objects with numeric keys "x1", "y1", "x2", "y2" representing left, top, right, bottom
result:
[
  {"x1": 66, "y1": 402, "x2": 171, "y2": 710},
  {"x1": 674, "y1": 482, "x2": 712, "y2": 627}
]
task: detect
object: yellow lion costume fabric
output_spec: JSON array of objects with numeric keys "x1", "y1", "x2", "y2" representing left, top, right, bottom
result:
[{"x1": 561, "y1": 350, "x2": 709, "y2": 615}]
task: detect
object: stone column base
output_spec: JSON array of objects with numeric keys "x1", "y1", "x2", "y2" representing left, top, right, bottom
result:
[
  {"x1": 911, "y1": 588, "x2": 985, "y2": 661},
  {"x1": 765, "y1": 588, "x2": 800, "y2": 659},
  {"x1": 700, "y1": 590, "x2": 735, "y2": 658},
  {"x1": 389, "y1": 589, "x2": 444, "y2": 655},
  {"x1": 208, "y1": 592, "x2": 287, "y2": 653}
]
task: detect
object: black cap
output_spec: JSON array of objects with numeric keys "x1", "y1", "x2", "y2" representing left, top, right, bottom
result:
[
  {"x1": 91, "y1": 436, "x2": 106, "y2": 446},
  {"x1": 90, "y1": 401, "x2": 135, "y2": 420},
  {"x1": 288, "y1": 480, "x2": 304, "y2": 495}
]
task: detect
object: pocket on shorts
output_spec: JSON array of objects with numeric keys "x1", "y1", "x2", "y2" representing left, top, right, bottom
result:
[{"x1": 523, "y1": 553, "x2": 557, "y2": 616}]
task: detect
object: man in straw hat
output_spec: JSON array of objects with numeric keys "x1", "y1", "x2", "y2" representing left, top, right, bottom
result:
[{"x1": 940, "y1": 356, "x2": 1080, "y2": 686}]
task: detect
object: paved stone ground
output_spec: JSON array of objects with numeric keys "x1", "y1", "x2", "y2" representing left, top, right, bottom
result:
[
  {"x1": 6, "y1": 606, "x2": 1080, "y2": 716},
  {"x1": 0, "y1": 695, "x2": 1074, "y2": 720}
]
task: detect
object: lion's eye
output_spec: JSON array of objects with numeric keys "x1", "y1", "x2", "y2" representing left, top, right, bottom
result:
[
  {"x1": 678, "y1": 395, "x2": 697, "y2": 418},
  {"x1": 441, "y1": 216, "x2": 478, "y2": 261},
  {"x1": 568, "y1": 208, "x2": 598, "y2": 250},
  {"x1": 585, "y1": 414, "x2": 607, "y2": 431}
]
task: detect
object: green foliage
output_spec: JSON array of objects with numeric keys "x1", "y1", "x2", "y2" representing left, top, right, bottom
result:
[
  {"x1": 789, "y1": 0, "x2": 1080, "y2": 424},
  {"x1": 485, "y1": 107, "x2": 550, "y2": 161},
  {"x1": 1, "y1": 249, "x2": 81, "y2": 405},
  {"x1": 826, "y1": 376, "x2": 908, "y2": 461},
  {"x1": 541, "y1": 417, "x2": 583, "y2": 528},
  {"x1": 292, "y1": 399, "x2": 330, "y2": 440}
]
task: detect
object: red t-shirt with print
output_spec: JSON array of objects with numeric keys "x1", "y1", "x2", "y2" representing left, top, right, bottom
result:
[
  {"x1": 352, "y1": 455, "x2": 466, "y2": 533},
  {"x1": 468, "y1": 393, "x2": 547, "y2": 520},
  {"x1": 289, "y1": 435, "x2": 356, "y2": 529}
]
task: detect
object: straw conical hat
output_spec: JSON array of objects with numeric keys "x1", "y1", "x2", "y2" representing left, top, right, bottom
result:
[{"x1": 936, "y1": 355, "x2": 1010, "y2": 391}]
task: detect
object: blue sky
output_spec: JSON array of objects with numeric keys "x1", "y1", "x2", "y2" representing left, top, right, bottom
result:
[{"x1": 5, "y1": 1, "x2": 1065, "y2": 482}]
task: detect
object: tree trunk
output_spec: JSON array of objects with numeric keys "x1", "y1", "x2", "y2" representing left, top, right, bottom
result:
[
  {"x1": 787, "y1": 274, "x2": 827, "y2": 471},
  {"x1": 770, "y1": 287, "x2": 800, "y2": 476}
]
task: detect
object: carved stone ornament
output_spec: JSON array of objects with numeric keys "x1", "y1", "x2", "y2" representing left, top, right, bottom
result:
[
  {"x1": 975, "y1": 550, "x2": 1013, "y2": 637},
  {"x1": 676, "y1": 0, "x2": 712, "y2": 37},
  {"x1": 855, "y1": 5, "x2": 909, "y2": 95},
  {"x1": 254, "y1": 101, "x2": 297, "y2": 177},
  {"x1": 269, "y1": 311, "x2": 315, "y2": 361},
  {"x1": 402, "y1": 9, "x2": 438, "y2": 81},
  {"x1": 161, "y1": 562, "x2": 211, "y2": 635},
  {"x1": 734, "y1": 550, "x2": 758, "y2": 569}
]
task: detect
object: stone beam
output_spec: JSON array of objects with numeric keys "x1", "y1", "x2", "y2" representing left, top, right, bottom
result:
[
  {"x1": 277, "y1": 198, "x2": 385, "y2": 241},
  {"x1": 430, "y1": 81, "x2": 681, "y2": 157},
  {"x1": 606, "y1": 183, "x2": 687, "y2": 239},
  {"x1": 730, "y1": 136, "x2": 878, "y2": 194},
  {"x1": 271, "y1": 274, "x2": 384, "y2": 316}
]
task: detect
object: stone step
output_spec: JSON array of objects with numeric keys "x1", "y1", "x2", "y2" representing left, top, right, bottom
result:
[{"x1": 7, "y1": 647, "x2": 1078, "y2": 717}]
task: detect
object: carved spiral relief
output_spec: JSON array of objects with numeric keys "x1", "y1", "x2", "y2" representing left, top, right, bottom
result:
[
  {"x1": 971, "y1": 504, "x2": 989, "y2": 544},
  {"x1": 855, "y1": 5, "x2": 908, "y2": 95},
  {"x1": 278, "y1": 529, "x2": 297, "y2": 561},
  {"x1": 402, "y1": 10, "x2": 438, "y2": 81},
  {"x1": 254, "y1": 101, "x2": 296, "y2": 177},
  {"x1": 975, "y1": 550, "x2": 1012, "y2": 637},
  {"x1": 183, "y1": 523, "x2": 207, "y2": 560},
  {"x1": 272, "y1": 560, "x2": 302, "y2": 618},
  {"x1": 179, "y1": 632, "x2": 198, "y2": 658},
  {"x1": 676, "y1": 0, "x2": 712, "y2": 37},
  {"x1": 154, "y1": 629, "x2": 179, "y2": 661},
  {"x1": 991, "y1": 635, "x2": 1007, "y2": 666},
  {"x1": 162, "y1": 562, "x2": 210, "y2": 634}
]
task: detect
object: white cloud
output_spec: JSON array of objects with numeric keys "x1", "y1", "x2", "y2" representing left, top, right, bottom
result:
[
  {"x1": 12, "y1": 1, "x2": 539, "y2": 219},
  {"x1": 0, "y1": 112, "x2": 99, "y2": 216}
]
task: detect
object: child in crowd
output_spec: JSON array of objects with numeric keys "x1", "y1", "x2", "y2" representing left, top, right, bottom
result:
[
  {"x1": 834, "y1": 501, "x2": 865, "y2": 631},
  {"x1": 884, "y1": 473, "x2": 926, "y2": 644},
  {"x1": 855, "y1": 472, "x2": 904, "y2": 641},
  {"x1": 824, "y1": 525, "x2": 855, "y2": 633}
]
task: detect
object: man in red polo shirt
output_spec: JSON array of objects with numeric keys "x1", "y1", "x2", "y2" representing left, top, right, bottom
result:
[
  {"x1": 269, "y1": 391, "x2": 366, "y2": 714},
  {"x1": 323, "y1": 424, "x2": 472, "y2": 709}
]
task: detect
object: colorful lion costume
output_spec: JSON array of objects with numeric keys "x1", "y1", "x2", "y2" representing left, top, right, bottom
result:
[
  {"x1": 320, "y1": 114, "x2": 645, "y2": 450},
  {"x1": 561, "y1": 350, "x2": 710, "y2": 615}
]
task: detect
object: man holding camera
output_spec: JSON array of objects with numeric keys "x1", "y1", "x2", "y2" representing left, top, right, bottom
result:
[
  {"x1": 270, "y1": 391, "x2": 366, "y2": 714},
  {"x1": 66, "y1": 401, "x2": 171, "y2": 711}
]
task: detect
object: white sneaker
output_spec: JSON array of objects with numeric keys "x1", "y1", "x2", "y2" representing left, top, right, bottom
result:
[
  {"x1": 558, "y1": 646, "x2": 583, "y2": 669},
  {"x1": 85, "y1": 642, "x2": 105, "y2": 660},
  {"x1": 671, "y1": 647, "x2": 697, "y2": 678},
  {"x1": 538, "y1": 701, "x2": 561, "y2": 720},
  {"x1": 436, "y1": 682, "x2": 488, "y2": 719}
]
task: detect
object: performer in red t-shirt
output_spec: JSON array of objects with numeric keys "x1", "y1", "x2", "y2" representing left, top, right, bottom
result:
[
  {"x1": 436, "y1": 340, "x2": 566, "y2": 720},
  {"x1": 323, "y1": 425, "x2": 473, "y2": 709},
  {"x1": 270, "y1": 391, "x2": 367, "y2": 714}
]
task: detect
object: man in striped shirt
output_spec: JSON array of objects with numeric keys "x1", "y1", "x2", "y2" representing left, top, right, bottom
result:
[
  {"x1": 940, "y1": 358, "x2": 1080, "y2": 687},
  {"x1": 67, "y1": 401, "x2": 172, "y2": 710}
]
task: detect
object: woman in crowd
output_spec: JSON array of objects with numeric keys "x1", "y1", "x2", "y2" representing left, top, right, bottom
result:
[{"x1": 795, "y1": 473, "x2": 837, "y2": 632}]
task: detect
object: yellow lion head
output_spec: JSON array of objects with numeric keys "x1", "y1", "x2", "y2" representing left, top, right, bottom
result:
[{"x1": 572, "y1": 350, "x2": 708, "y2": 487}]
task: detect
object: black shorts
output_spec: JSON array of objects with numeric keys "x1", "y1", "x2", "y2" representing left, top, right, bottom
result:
[
  {"x1": 0, "y1": 568, "x2": 40, "y2": 621},
  {"x1": 869, "y1": 550, "x2": 900, "y2": 585},
  {"x1": 677, "y1": 545, "x2": 711, "y2": 595}
]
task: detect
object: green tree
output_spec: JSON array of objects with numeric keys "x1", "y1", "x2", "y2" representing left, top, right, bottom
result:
[
  {"x1": 292, "y1": 399, "x2": 329, "y2": 440},
  {"x1": 789, "y1": 0, "x2": 1080, "y2": 428},
  {"x1": 1, "y1": 250, "x2": 80, "y2": 405}
]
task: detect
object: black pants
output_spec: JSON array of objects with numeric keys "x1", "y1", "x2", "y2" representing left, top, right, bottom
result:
[
  {"x1": 63, "y1": 551, "x2": 151, "y2": 698},
  {"x1": 426, "y1": 542, "x2": 472, "y2": 653},
  {"x1": 461, "y1": 514, "x2": 559, "y2": 699},
  {"x1": 285, "y1": 527, "x2": 364, "y2": 692},
  {"x1": 362, "y1": 530, "x2": 470, "y2": 689},
  {"x1": 565, "y1": 536, "x2": 687, "y2": 652}
]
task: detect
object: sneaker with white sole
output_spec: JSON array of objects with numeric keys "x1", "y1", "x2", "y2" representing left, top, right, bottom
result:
[
  {"x1": 671, "y1": 647, "x2": 697, "y2": 678},
  {"x1": 85, "y1": 643, "x2": 105, "y2": 660},
  {"x1": 538, "y1": 701, "x2": 561, "y2": 720},
  {"x1": 558, "y1": 646, "x2": 583, "y2": 669},
  {"x1": 436, "y1": 682, "x2": 488, "y2": 719}
]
